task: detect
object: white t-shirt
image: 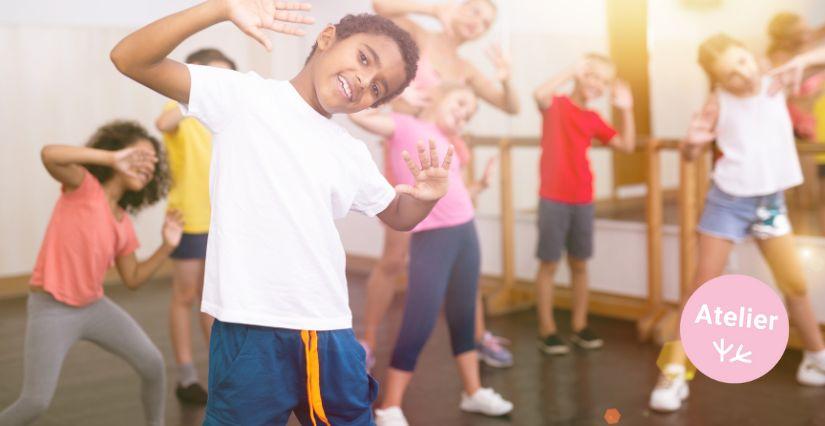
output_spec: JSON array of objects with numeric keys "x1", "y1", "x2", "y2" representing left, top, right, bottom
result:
[
  {"x1": 183, "y1": 64, "x2": 396, "y2": 330},
  {"x1": 713, "y1": 77, "x2": 803, "y2": 197}
]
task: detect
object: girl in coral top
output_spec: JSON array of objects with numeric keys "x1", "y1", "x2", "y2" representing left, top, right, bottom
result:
[{"x1": 0, "y1": 121, "x2": 183, "y2": 425}]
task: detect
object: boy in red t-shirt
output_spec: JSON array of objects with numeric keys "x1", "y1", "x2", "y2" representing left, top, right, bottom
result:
[{"x1": 532, "y1": 53, "x2": 636, "y2": 354}]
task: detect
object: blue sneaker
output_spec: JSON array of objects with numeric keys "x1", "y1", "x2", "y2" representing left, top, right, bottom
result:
[{"x1": 477, "y1": 332, "x2": 514, "y2": 368}]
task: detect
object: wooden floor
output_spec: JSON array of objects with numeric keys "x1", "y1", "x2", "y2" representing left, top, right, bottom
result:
[{"x1": 2, "y1": 271, "x2": 825, "y2": 425}]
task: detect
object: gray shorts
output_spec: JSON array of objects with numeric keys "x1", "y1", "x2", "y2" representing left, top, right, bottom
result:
[{"x1": 536, "y1": 198, "x2": 594, "y2": 262}]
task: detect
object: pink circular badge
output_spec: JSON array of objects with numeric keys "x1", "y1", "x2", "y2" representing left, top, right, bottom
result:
[{"x1": 680, "y1": 274, "x2": 789, "y2": 384}]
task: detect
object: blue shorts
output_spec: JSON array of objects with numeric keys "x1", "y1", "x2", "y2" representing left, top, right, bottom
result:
[
  {"x1": 205, "y1": 320, "x2": 378, "y2": 426},
  {"x1": 697, "y1": 184, "x2": 791, "y2": 243},
  {"x1": 170, "y1": 233, "x2": 208, "y2": 260}
]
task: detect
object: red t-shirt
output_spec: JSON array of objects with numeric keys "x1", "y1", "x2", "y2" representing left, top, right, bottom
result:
[
  {"x1": 30, "y1": 170, "x2": 140, "y2": 306},
  {"x1": 539, "y1": 96, "x2": 617, "y2": 204}
]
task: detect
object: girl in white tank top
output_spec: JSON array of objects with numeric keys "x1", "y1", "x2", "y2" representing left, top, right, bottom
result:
[
  {"x1": 649, "y1": 34, "x2": 825, "y2": 415},
  {"x1": 713, "y1": 76, "x2": 803, "y2": 196}
]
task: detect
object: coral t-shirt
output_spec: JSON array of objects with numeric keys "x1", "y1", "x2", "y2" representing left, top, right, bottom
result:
[
  {"x1": 539, "y1": 96, "x2": 617, "y2": 204},
  {"x1": 30, "y1": 170, "x2": 139, "y2": 306},
  {"x1": 388, "y1": 113, "x2": 475, "y2": 233}
]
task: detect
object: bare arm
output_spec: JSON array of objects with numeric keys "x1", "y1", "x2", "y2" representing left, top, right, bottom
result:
[
  {"x1": 533, "y1": 67, "x2": 575, "y2": 111},
  {"x1": 40, "y1": 145, "x2": 156, "y2": 190},
  {"x1": 466, "y1": 156, "x2": 496, "y2": 200},
  {"x1": 348, "y1": 110, "x2": 396, "y2": 138},
  {"x1": 115, "y1": 211, "x2": 183, "y2": 290},
  {"x1": 115, "y1": 247, "x2": 174, "y2": 290},
  {"x1": 155, "y1": 106, "x2": 184, "y2": 133},
  {"x1": 373, "y1": 0, "x2": 440, "y2": 18},
  {"x1": 769, "y1": 44, "x2": 825, "y2": 94},
  {"x1": 378, "y1": 140, "x2": 453, "y2": 231},
  {"x1": 681, "y1": 94, "x2": 718, "y2": 162},
  {"x1": 607, "y1": 80, "x2": 636, "y2": 153},
  {"x1": 110, "y1": 0, "x2": 313, "y2": 103},
  {"x1": 378, "y1": 193, "x2": 438, "y2": 231},
  {"x1": 466, "y1": 47, "x2": 520, "y2": 115}
]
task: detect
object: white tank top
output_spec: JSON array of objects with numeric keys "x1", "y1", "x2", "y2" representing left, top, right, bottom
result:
[{"x1": 712, "y1": 77, "x2": 803, "y2": 197}]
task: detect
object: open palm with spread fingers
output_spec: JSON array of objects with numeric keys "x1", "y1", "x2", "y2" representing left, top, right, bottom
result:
[
  {"x1": 225, "y1": 0, "x2": 315, "y2": 50},
  {"x1": 612, "y1": 80, "x2": 634, "y2": 110},
  {"x1": 397, "y1": 140, "x2": 454, "y2": 201},
  {"x1": 163, "y1": 210, "x2": 185, "y2": 248},
  {"x1": 113, "y1": 147, "x2": 157, "y2": 179},
  {"x1": 486, "y1": 43, "x2": 512, "y2": 82}
]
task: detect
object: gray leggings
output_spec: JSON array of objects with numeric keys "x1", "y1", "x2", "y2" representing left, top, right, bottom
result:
[{"x1": 0, "y1": 292, "x2": 165, "y2": 425}]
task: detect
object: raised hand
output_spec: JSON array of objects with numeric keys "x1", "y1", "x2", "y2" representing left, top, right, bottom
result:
[
  {"x1": 685, "y1": 109, "x2": 716, "y2": 146},
  {"x1": 400, "y1": 85, "x2": 433, "y2": 109},
  {"x1": 113, "y1": 147, "x2": 157, "y2": 179},
  {"x1": 486, "y1": 43, "x2": 512, "y2": 82},
  {"x1": 612, "y1": 80, "x2": 634, "y2": 110},
  {"x1": 396, "y1": 140, "x2": 454, "y2": 201},
  {"x1": 478, "y1": 155, "x2": 498, "y2": 189},
  {"x1": 434, "y1": 1, "x2": 460, "y2": 38},
  {"x1": 224, "y1": 0, "x2": 315, "y2": 50},
  {"x1": 162, "y1": 210, "x2": 185, "y2": 248}
]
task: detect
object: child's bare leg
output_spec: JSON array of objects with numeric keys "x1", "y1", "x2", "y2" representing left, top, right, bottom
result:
[
  {"x1": 194, "y1": 260, "x2": 213, "y2": 342},
  {"x1": 362, "y1": 227, "x2": 409, "y2": 350},
  {"x1": 536, "y1": 261, "x2": 559, "y2": 336},
  {"x1": 667, "y1": 233, "x2": 733, "y2": 364},
  {"x1": 379, "y1": 368, "x2": 412, "y2": 410},
  {"x1": 455, "y1": 351, "x2": 482, "y2": 395},
  {"x1": 758, "y1": 234, "x2": 825, "y2": 351},
  {"x1": 568, "y1": 257, "x2": 589, "y2": 332},
  {"x1": 170, "y1": 260, "x2": 203, "y2": 374}
]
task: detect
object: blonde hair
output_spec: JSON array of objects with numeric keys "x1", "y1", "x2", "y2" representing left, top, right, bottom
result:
[
  {"x1": 697, "y1": 33, "x2": 745, "y2": 88},
  {"x1": 767, "y1": 12, "x2": 804, "y2": 58},
  {"x1": 582, "y1": 52, "x2": 617, "y2": 78}
]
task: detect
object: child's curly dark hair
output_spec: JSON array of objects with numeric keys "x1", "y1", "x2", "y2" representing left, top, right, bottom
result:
[
  {"x1": 83, "y1": 120, "x2": 169, "y2": 213},
  {"x1": 306, "y1": 13, "x2": 420, "y2": 107}
]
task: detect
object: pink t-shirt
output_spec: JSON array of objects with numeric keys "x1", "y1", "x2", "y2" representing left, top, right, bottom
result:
[
  {"x1": 388, "y1": 113, "x2": 474, "y2": 233},
  {"x1": 30, "y1": 170, "x2": 140, "y2": 306}
]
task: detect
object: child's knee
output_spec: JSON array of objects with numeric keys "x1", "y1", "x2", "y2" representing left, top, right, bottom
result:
[
  {"x1": 539, "y1": 261, "x2": 559, "y2": 274},
  {"x1": 172, "y1": 280, "x2": 200, "y2": 305},
  {"x1": 778, "y1": 277, "x2": 808, "y2": 297},
  {"x1": 139, "y1": 346, "x2": 166, "y2": 382},
  {"x1": 567, "y1": 258, "x2": 588, "y2": 275},
  {"x1": 378, "y1": 255, "x2": 406, "y2": 276}
]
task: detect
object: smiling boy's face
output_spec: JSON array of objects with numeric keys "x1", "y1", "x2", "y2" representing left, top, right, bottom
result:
[{"x1": 311, "y1": 28, "x2": 408, "y2": 115}]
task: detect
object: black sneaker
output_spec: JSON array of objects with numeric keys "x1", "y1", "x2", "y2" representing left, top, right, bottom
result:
[
  {"x1": 570, "y1": 327, "x2": 604, "y2": 349},
  {"x1": 176, "y1": 382, "x2": 208, "y2": 405},
  {"x1": 537, "y1": 334, "x2": 570, "y2": 355}
]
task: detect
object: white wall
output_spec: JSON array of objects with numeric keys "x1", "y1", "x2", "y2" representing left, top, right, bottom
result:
[{"x1": 0, "y1": 4, "x2": 273, "y2": 276}]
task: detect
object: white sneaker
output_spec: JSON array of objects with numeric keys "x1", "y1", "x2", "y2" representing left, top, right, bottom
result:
[
  {"x1": 649, "y1": 364, "x2": 689, "y2": 412},
  {"x1": 797, "y1": 352, "x2": 825, "y2": 386},
  {"x1": 375, "y1": 406, "x2": 409, "y2": 426},
  {"x1": 459, "y1": 387, "x2": 513, "y2": 416}
]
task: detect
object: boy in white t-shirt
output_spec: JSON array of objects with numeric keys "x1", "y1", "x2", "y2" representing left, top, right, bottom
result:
[{"x1": 112, "y1": 1, "x2": 449, "y2": 424}]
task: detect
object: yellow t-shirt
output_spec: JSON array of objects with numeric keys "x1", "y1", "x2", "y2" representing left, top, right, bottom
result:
[
  {"x1": 162, "y1": 101, "x2": 212, "y2": 233},
  {"x1": 815, "y1": 94, "x2": 825, "y2": 164}
]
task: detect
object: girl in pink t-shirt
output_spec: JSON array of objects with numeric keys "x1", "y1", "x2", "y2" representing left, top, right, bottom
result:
[
  {"x1": 350, "y1": 84, "x2": 513, "y2": 423},
  {"x1": 1, "y1": 121, "x2": 183, "y2": 425}
]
